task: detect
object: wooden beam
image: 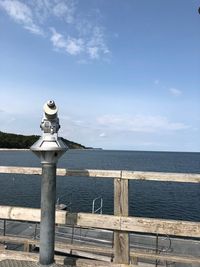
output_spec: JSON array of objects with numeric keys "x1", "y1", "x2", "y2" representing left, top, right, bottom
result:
[
  {"x1": 1, "y1": 205, "x2": 200, "y2": 238},
  {"x1": 76, "y1": 259, "x2": 139, "y2": 267},
  {"x1": 0, "y1": 249, "x2": 66, "y2": 264},
  {"x1": 122, "y1": 170, "x2": 200, "y2": 183},
  {"x1": 77, "y1": 213, "x2": 200, "y2": 238},
  {"x1": 1, "y1": 235, "x2": 200, "y2": 264},
  {"x1": 130, "y1": 249, "x2": 200, "y2": 264},
  {"x1": 77, "y1": 213, "x2": 120, "y2": 230},
  {"x1": 1, "y1": 166, "x2": 200, "y2": 183},
  {"x1": 0, "y1": 206, "x2": 67, "y2": 224},
  {"x1": 114, "y1": 177, "x2": 129, "y2": 264},
  {"x1": 57, "y1": 168, "x2": 121, "y2": 178},
  {"x1": 0, "y1": 235, "x2": 112, "y2": 255},
  {"x1": 0, "y1": 166, "x2": 121, "y2": 179},
  {"x1": 0, "y1": 166, "x2": 41, "y2": 175},
  {"x1": 121, "y1": 217, "x2": 200, "y2": 237}
]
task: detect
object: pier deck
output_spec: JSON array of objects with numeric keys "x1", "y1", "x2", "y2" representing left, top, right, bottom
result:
[{"x1": 0, "y1": 220, "x2": 200, "y2": 266}]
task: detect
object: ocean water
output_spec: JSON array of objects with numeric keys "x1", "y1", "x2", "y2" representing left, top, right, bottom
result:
[{"x1": 0, "y1": 150, "x2": 200, "y2": 221}]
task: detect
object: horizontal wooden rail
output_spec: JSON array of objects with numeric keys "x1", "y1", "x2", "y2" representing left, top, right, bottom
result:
[
  {"x1": 0, "y1": 166, "x2": 200, "y2": 183},
  {"x1": 1, "y1": 206, "x2": 200, "y2": 238},
  {"x1": 0, "y1": 249, "x2": 138, "y2": 267},
  {"x1": 0, "y1": 206, "x2": 66, "y2": 224},
  {"x1": 0, "y1": 249, "x2": 66, "y2": 265},
  {"x1": 1, "y1": 235, "x2": 200, "y2": 264},
  {"x1": 77, "y1": 213, "x2": 200, "y2": 238}
]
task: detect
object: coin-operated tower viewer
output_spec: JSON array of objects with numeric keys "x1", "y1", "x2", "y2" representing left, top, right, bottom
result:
[{"x1": 31, "y1": 100, "x2": 68, "y2": 266}]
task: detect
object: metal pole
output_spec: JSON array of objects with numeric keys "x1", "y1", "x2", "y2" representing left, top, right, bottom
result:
[{"x1": 39, "y1": 163, "x2": 57, "y2": 266}]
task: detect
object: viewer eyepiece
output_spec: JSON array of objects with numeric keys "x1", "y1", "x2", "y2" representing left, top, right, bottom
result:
[{"x1": 47, "y1": 100, "x2": 55, "y2": 108}]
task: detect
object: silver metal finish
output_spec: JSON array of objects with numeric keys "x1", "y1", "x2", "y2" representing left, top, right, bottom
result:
[
  {"x1": 92, "y1": 196, "x2": 103, "y2": 214},
  {"x1": 39, "y1": 163, "x2": 56, "y2": 266},
  {"x1": 30, "y1": 100, "x2": 67, "y2": 266},
  {"x1": 31, "y1": 100, "x2": 67, "y2": 164}
]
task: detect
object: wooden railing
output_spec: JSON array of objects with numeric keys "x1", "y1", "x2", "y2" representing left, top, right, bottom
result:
[{"x1": 0, "y1": 166, "x2": 200, "y2": 265}]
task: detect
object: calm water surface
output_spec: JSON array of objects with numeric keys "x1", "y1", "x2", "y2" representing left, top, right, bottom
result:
[{"x1": 0, "y1": 150, "x2": 200, "y2": 221}]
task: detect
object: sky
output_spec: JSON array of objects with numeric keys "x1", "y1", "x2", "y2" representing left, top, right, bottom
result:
[{"x1": 0, "y1": 0, "x2": 200, "y2": 152}]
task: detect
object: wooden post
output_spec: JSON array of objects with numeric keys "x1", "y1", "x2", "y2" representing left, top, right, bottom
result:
[{"x1": 113, "y1": 175, "x2": 129, "y2": 264}]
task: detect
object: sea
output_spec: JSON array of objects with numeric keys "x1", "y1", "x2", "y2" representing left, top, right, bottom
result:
[{"x1": 0, "y1": 149, "x2": 200, "y2": 222}]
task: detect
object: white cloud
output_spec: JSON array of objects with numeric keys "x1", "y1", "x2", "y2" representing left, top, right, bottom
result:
[
  {"x1": 27, "y1": 0, "x2": 75, "y2": 24},
  {"x1": 50, "y1": 27, "x2": 84, "y2": 55},
  {"x1": 66, "y1": 36, "x2": 84, "y2": 55},
  {"x1": 99, "y1": 132, "x2": 106, "y2": 137},
  {"x1": 87, "y1": 46, "x2": 99, "y2": 59},
  {"x1": 53, "y1": 1, "x2": 75, "y2": 23},
  {"x1": 50, "y1": 26, "x2": 109, "y2": 59},
  {"x1": 0, "y1": 0, "x2": 110, "y2": 60},
  {"x1": 0, "y1": 0, "x2": 43, "y2": 35},
  {"x1": 86, "y1": 27, "x2": 110, "y2": 59},
  {"x1": 169, "y1": 88, "x2": 182, "y2": 96},
  {"x1": 50, "y1": 27, "x2": 66, "y2": 49},
  {"x1": 97, "y1": 114, "x2": 189, "y2": 133}
]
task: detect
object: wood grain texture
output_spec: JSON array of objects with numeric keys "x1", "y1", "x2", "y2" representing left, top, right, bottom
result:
[
  {"x1": 0, "y1": 235, "x2": 200, "y2": 264},
  {"x1": 77, "y1": 213, "x2": 200, "y2": 238},
  {"x1": 114, "y1": 178, "x2": 129, "y2": 264},
  {"x1": 0, "y1": 206, "x2": 66, "y2": 224},
  {"x1": 0, "y1": 249, "x2": 65, "y2": 264},
  {"x1": 1, "y1": 166, "x2": 200, "y2": 183},
  {"x1": 77, "y1": 213, "x2": 120, "y2": 230},
  {"x1": 121, "y1": 217, "x2": 200, "y2": 237},
  {"x1": 122, "y1": 170, "x2": 200, "y2": 183}
]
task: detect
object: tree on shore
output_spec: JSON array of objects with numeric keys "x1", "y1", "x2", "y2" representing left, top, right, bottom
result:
[{"x1": 0, "y1": 131, "x2": 85, "y2": 149}]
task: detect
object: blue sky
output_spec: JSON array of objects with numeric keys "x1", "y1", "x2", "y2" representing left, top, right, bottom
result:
[{"x1": 0, "y1": 0, "x2": 200, "y2": 151}]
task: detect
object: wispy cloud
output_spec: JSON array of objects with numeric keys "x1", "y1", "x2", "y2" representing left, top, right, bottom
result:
[
  {"x1": 99, "y1": 132, "x2": 106, "y2": 138},
  {"x1": 50, "y1": 27, "x2": 84, "y2": 55},
  {"x1": 86, "y1": 26, "x2": 110, "y2": 59},
  {"x1": 169, "y1": 88, "x2": 182, "y2": 96},
  {"x1": 50, "y1": 26, "x2": 109, "y2": 59},
  {"x1": 0, "y1": 0, "x2": 43, "y2": 35},
  {"x1": 97, "y1": 114, "x2": 189, "y2": 133},
  {"x1": 52, "y1": 1, "x2": 75, "y2": 23},
  {"x1": 59, "y1": 113, "x2": 190, "y2": 150},
  {"x1": 0, "y1": 0, "x2": 110, "y2": 60}
]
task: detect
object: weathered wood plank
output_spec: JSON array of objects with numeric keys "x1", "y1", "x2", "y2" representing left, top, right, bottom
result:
[
  {"x1": 114, "y1": 178, "x2": 129, "y2": 264},
  {"x1": 0, "y1": 166, "x2": 121, "y2": 178},
  {"x1": 77, "y1": 213, "x2": 200, "y2": 238},
  {"x1": 0, "y1": 249, "x2": 66, "y2": 264},
  {"x1": 77, "y1": 213, "x2": 120, "y2": 230},
  {"x1": 76, "y1": 259, "x2": 139, "y2": 267},
  {"x1": 1, "y1": 207, "x2": 199, "y2": 238},
  {"x1": 55, "y1": 242, "x2": 113, "y2": 255},
  {"x1": 0, "y1": 166, "x2": 42, "y2": 175},
  {"x1": 57, "y1": 168, "x2": 121, "y2": 178},
  {"x1": 0, "y1": 235, "x2": 112, "y2": 255},
  {"x1": 1, "y1": 207, "x2": 200, "y2": 238},
  {"x1": 130, "y1": 249, "x2": 200, "y2": 264},
  {"x1": 1, "y1": 166, "x2": 200, "y2": 183},
  {"x1": 121, "y1": 217, "x2": 200, "y2": 237},
  {"x1": 122, "y1": 170, "x2": 200, "y2": 183},
  {"x1": 114, "y1": 178, "x2": 129, "y2": 216},
  {"x1": 0, "y1": 206, "x2": 67, "y2": 224},
  {"x1": 1, "y1": 235, "x2": 200, "y2": 264}
]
